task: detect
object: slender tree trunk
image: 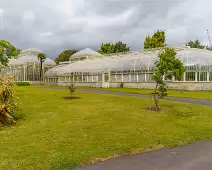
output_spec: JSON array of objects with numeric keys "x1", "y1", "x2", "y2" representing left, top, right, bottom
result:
[
  {"x1": 40, "y1": 59, "x2": 42, "y2": 85},
  {"x1": 154, "y1": 83, "x2": 159, "y2": 111}
]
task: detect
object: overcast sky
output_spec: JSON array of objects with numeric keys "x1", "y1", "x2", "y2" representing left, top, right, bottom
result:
[{"x1": 0, "y1": 0, "x2": 211, "y2": 59}]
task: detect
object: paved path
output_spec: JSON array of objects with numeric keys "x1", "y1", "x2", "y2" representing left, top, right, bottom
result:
[
  {"x1": 78, "y1": 90, "x2": 212, "y2": 106},
  {"x1": 75, "y1": 140, "x2": 212, "y2": 170}
]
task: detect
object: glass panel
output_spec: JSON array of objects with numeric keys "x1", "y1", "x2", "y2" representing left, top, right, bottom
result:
[
  {"x1": 88, "y1": 75, "x2": 92, "y2": 82},
  {"x1": 110, "y1": 74, "x2": 116, "y2": 82},
  {"x1": 93, "y1": 75, "x2": 98, "y2": 82},
  {"x1": 75, "y1": 75, "x2": 78, "y2": 81},
  {"x1": 98, "y1": 75, "x2": 102, "y2": 81},
  {"x1": 83, "y1": 75, "x2": 87, "y2": 82},
  {"x1": 116, "y1": 74, "x2": 122, "y2": 82},
  {"x1": 131, "y1": 74, "x2": 137, "y2": 82},
  {"x1": 123, "y1": 74, "x2": 128, "y2": 82},
  {"x1": 197, "y1": 72, "x2": 207, "y2": 81},
  {"x1": 185, "y1": 72, "x2": 195, "y2": 81},
  {"x1": 79, "y1": 76, "x2": 82, "y2": 82},
  {"x1": 61, "y1": 77, "x2": 65, "y2": 82},
  {"x1": 146, "y1": 73, "x2": 153, "y2": 82},
  {"x1": 104, "y1": 73, "x2": 109, "y2": 82},
  {"x1": 138, "y1": 73, "x2": 145, "y2": 82}
]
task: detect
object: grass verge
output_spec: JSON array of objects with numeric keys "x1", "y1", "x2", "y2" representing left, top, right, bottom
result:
[{"x1": 1, "y1": 86, "x2": 212, "y2": 169}]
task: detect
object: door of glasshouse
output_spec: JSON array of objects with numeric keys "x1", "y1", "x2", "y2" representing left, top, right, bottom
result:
[{"x1": 102, "y1": 72, "x2": 110, "y2": 88}]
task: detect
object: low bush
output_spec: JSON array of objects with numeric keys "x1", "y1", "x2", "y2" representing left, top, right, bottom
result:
[
  {"x1": 16, "y1": 82, "x2": 30, "y2": 86},
  {"x1": 0, "y1": 76, "x2": 18, "y2": 126},
  {"x1": 119, "y1": 82, "x2": 124, "y2": 88}
]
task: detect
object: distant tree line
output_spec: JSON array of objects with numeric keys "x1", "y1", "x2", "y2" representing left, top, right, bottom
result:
[
  {"x1": 55, "y1": 50, "x2": 78, "y2": 64},
  {"x1": 55, "y1": 33, "x2": 212, "y2": 64},
  {"x1": 185, "y1": 39, "x2": 212, "y2": 50},
  {"x1": 55, "y1": 41, "x2": 130, "y2": 64},
  {"x1": 98, "y1": 41, "x2": 130, "y2": 54}
]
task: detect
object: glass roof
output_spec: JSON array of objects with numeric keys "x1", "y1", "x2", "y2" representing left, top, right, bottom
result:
[
  {"x1": 44, "y1": 48, "x2": 212, "y2": 77},
  {"x1": 8, "y1": 48, "x2": 56, "y2": 66},
  {"x1": 71, "y1": 48, "x2": 103, "y2": 59},
  {"x1": 45, "y1": 64, "x2": 69, "y2": 77}
]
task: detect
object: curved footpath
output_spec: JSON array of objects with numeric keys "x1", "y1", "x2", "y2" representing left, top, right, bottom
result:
[
  {"x1": 75, "y1": 140, "x2": 212, "y2": 170},
  {"x1": 78, "y1": 89, "x2": 212, "y2": 106},
  {"x1": 75, "y1": 89, "x2": 212, "y2": 170}
]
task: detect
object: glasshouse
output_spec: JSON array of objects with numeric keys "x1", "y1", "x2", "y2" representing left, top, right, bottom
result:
[
  {"x1": 0, "y1": 48, "x2": 56, "y2": 83},
  {"x1": 44, "y1": 47, "x2": 212, "y2": 91}
]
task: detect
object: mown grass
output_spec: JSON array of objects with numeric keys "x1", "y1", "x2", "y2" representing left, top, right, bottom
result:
[{"x1": 1, "y1": 86, "x2": 212, "y2": 169}]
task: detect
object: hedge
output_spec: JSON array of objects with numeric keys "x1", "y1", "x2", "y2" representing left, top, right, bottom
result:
[{"x1": 16, "y1": 82, "x2": 30, "y2": 86}]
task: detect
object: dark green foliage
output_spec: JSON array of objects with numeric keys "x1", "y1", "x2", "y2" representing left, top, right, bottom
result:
[
  {"x1": 98, "y1": 43, "x2": 112, "y2": 54},
  {"x1": 16, "y1": 82, "x2": 30, "y2": 86},
  {"x1": 152, "y1": 48, "x2": 186, "y2": 110},
  {"x1": 0, "y1": 40, "x2": 21, "y2": 70},
  {"x1": 154, "y1": 48, "x2": 186, "y2": 85},
  {"x1": 55, "y1": 50, "x2": 78, "y2": 64},
  {"x1": 98, "y1": 41, "x2": 130, "y2": 54},
  {"x1": 68, "y1": 84, "x2": 76, "y2": 99},
  {"x1": 185, "y1": 39, "x2": 205, "y2": 49},
  {"x1": 37, "y1": 53, "x2": 46, "y2": 60},
  {"x1": 144, "y1": 30, "x2": 166, "y2": 49}
]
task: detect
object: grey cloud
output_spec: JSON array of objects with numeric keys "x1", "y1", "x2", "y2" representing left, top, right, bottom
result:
[{"x1": 0, "y1": 0, "x2": 212, "y2": 60}]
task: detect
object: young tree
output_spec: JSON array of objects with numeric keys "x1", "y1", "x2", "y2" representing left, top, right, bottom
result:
[
  {"x1": 37, "y1": 53, "x2": 46, "y2": 83},
  {"x1": 144, "y1": 30, "x2": 185, "y2": 110},
  {"x1": 151, "y1": 48, "x2": 186, "y2": 110},
  {"x1": 68, "y1": 84, "x2": 76, "y2": 99},
  {"x1": 0, "y1": 40, "x2": 21, "y2": 126},
  {"x1": 55, "y1": 50, "x2": 78, "y2": 64},
  {"x1": 144, "y1": 30, "x2": 166, "y2": 49}
]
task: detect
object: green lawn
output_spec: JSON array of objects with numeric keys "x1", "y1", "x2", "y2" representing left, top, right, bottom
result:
[{"x1": 1, "y1": 86, "x2": 212, "y2": 169}]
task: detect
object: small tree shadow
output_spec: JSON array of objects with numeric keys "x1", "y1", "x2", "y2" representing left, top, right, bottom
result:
[
  {"x1": 63, "y1": 96, "x2": 80, "y2": 100},
  {"x1": 146, "y1": 107, "x2": 161, "y2": 112}
]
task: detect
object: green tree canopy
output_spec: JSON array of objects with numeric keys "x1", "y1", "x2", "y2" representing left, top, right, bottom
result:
[
  {"x1": 98, "y1": 41, "x2": 130, "y2": 54},
  {"x1": 0, "y1": 40, "x2": 21, "y2": 70},
  {"x1": 55, "y1": 50, "x2": 78, "y2": 64},
  {"x1": 152, "y1": 48, "x2": 186, "y2": 110},
  {"x1": 185, "y1": 39, "x2": 205, "y2": 49},
  {"x1": 37, "y1": 53, "x2": 46, "y2": 61},
  {"x1": 144, "y1": 30, "x2": 166, "y2": 49}
]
